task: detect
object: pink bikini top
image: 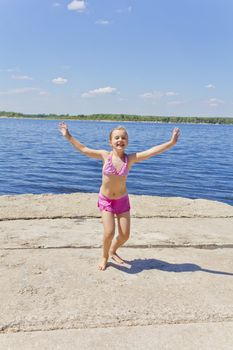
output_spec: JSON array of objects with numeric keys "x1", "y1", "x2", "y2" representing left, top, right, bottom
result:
[{"x1": 103, "y1": 153, "x2": 129, "y2": 177}]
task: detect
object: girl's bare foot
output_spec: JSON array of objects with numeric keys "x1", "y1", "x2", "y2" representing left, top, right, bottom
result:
[
  {"x1": 110, "y1": 252, "x2": 124, "y2": 264},
  {"x1": 98, "y1": 257, "x2": 108, "y2": 271}
]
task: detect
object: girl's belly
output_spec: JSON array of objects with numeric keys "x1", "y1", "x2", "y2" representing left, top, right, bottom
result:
[{"x1": 100, "y1": 175, "x2": 127, "y2": 199}]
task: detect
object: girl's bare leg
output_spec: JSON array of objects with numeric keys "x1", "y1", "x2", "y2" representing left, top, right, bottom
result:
[
  {"x1": 98, "y1": 211, "x2": 115, "y2": 270},
  {"x1": 109, "y1": 211, "x2": 130, "y2": 264}
]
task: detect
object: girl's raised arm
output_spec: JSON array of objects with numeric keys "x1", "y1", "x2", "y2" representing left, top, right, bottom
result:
[
  {"x1": 58, "y1": 122, "x2": 107, "y2": 160},
  {"x1": 129, "y1": 127, "x2": 180, "y2": 165}
]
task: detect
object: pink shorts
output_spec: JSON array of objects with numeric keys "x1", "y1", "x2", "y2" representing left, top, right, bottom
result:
[{"x1": 97, "y1": 193, "x2": 130, "y2": 215}]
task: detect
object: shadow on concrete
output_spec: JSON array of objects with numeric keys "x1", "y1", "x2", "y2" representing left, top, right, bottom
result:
[{"x1": 108, "y1": 258, "x2": 233, "y2": 276}]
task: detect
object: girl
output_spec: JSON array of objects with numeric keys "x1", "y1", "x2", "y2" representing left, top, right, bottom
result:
[{"x1": 59, "y1": 122, "x2": 180, "y2": 271}]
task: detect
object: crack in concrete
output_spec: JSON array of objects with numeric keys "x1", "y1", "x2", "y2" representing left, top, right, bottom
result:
[
  {"x1": 1, "y1": 215, "x2": 233, "y2": 222},
  {"x1": 1, "y1": 244, "x2": 233, "y2": 251},
  {"x1": 1, "y1": 317, "x2": 233, "y2": 334},
  {"x1": 0, "y1": 216, "x2": 88, "y2": 222}
]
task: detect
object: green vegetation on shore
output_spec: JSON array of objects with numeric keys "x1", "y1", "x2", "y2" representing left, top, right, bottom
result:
[{"x1": 1, "y1": 111, "x2": 233, "y2": 124}]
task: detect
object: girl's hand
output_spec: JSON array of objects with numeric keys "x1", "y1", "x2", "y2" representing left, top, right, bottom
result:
[
  {"x1": 170, "y1": 127, "x2": 180, "y2": 145},
  {"x1": 59, "y1": 122, "x2": 69, "y2": 137}
]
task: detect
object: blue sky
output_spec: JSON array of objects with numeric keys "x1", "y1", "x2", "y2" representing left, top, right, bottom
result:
[{"x1": 0, "y1": 0, "x2": 233, "y2": 117}]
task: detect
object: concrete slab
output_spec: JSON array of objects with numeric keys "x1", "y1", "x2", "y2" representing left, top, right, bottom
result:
[
  {"x1": 1, "y1": 248, "x2": 233, "y2": 333},
  {"x1": 1, "y1": 193, "x2": 233, "y2": 220},
  {"x1": 1, "y1": 217, "x2": 233, "y2": 249},
  {"x1": 1, "y1": 322, "x2": 233, "y2": 350},
  {"x1": 1, "y1": 194, "x2": 233, "y2": 349}
]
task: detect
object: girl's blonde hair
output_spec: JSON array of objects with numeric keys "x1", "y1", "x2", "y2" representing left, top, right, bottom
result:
[{"x1": 109, "y1": 126, "x2": 128, "y2": 140}]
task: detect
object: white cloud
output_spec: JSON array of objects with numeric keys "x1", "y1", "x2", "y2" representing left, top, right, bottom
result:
[
  {"x1": 165, "y1": 91, "x2": 178, "y2": 97},
  {"x1": 140, "y1": 91, "x2": 163, "y2": 99},
  {"x1": 0, "y1": 87, "x2": 47, "y2": 95},
  {"x1": 0, "y1": 67, "x2": 19, "y2": 73},
  {"x1": 116, "y1": 6, "x2": 132, "y2": 14},
  {"x1": 205, "y1": 84, "x2": 215, "y2": 89},
  {"x1": 140, "y1": 90, "x2": 178, "y2": 100},
  {"x1": 82, "y1": 86, "x2": 117, "y2": 98},
  {"x1": 67, "y1": 0, "x2": 86, "y2": 12},
  {"x1": 208, "y1": 98, "x2": 224, "y2": 107},
  {"x1": 39, "y1": 90, "x2": 49, "y2": 96},
  {"x1": 11, "y1": 74, "x2": 33, "y2": 80},
  {"x1": 95, "y1": 19, "x2": 110, "y2": 25},
  {"x1": 167, "y1": 100, "x2": 184, "y2": 105},
  {"x1": 52, "y1": 77, "x2": 68, "y2": 84}
]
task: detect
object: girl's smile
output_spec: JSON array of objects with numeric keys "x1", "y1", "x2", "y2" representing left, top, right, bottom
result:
[{"x1": 110, "y1": 130, "x2": 128, "y2": 150}]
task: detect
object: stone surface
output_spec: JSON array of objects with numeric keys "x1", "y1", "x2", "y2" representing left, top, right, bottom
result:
[
  {"x1": 0, "y1": 193, "x2": 233, "y2": 220},
  {"x1": 1, "y1": 323, "x2": 233, "y2": 350},
  {"x1": 1, "y1": 247, "x2": 233, "y2": 334},
  {"x1": 0, "y1": 194, "x2": 233, "y2": 349},
  {"x1": 0, "y1": 217, "x2": 233, "y2": 249}
]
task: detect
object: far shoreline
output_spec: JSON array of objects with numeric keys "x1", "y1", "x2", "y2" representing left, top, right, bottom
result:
[
  {"x1": 0, "y1": 116, "x2": 225, "y2": 125},
  {"x1": 1, "y1": 113, "x2": 233, "y2": 125}
]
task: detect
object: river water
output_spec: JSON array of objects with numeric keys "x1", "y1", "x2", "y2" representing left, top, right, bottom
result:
[{"x1": 0, "y1": 118, "x2": 232, "y2": 205}]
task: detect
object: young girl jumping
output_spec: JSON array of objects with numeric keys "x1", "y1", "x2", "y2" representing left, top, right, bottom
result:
[{"x1": 59, "y1": 122, "x2": 180, "y2": 271}]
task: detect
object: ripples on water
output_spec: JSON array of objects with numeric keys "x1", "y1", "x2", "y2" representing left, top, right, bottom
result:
[{"x1": 0, "y1": 118, "x2": 233, "y2": 205}]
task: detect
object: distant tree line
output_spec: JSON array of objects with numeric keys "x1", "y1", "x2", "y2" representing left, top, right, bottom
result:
[{"x1": 1, "y1": 111, "x2": 233, "y2": 124}]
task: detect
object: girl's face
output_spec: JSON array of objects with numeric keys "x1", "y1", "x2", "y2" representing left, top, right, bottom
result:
[{"x1": 110, "y1": 129, "x2": 128, "y2": 150}]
